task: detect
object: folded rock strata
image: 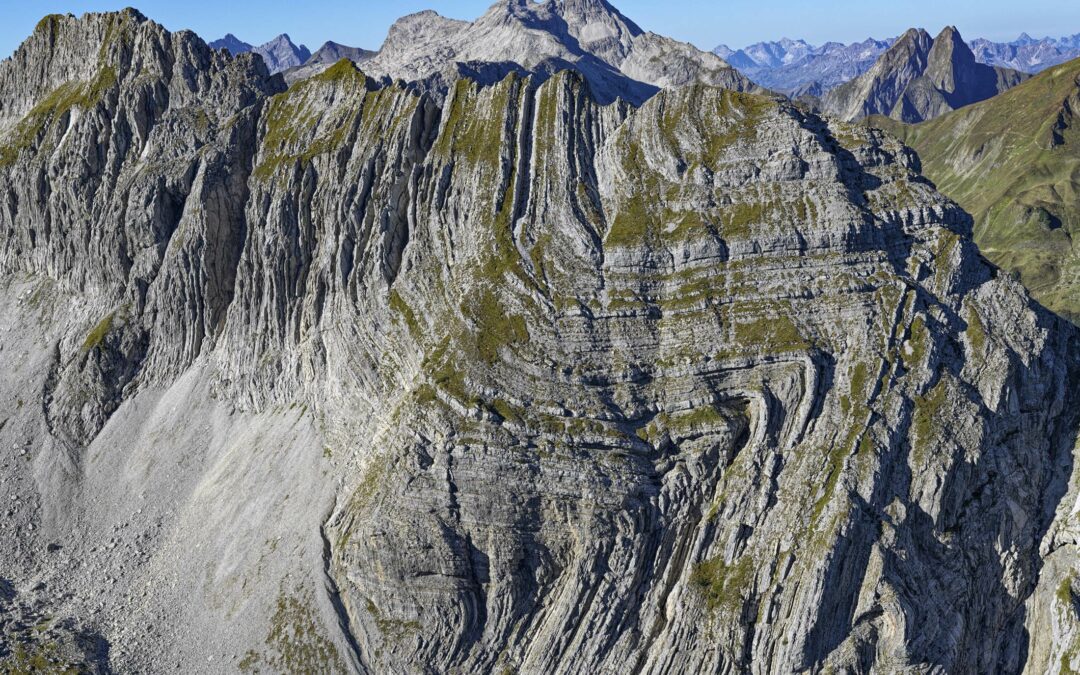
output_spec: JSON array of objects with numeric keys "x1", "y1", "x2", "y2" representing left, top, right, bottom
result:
[{"x1": 0, "y1": 9, "x2": 1078, "y2": 674}]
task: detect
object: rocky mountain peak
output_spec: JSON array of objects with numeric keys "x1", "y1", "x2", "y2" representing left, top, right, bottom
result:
[
  {"x1": 363, "y1": 0, "x2": 755, "y2": 105},
  {"x1": 822, "y1": 25, "x2": 1027, "y2": 122},
  {"x1": 209, "y1": 33, "x2": 253, "y2": 55},
  {"x1": 926, "y1": 25, "x2": 979, "y2": 90},
  {"x1": 2, "y1": 8, "x2": 266, "y2": 132},
  {"x1": 252, "y1": 33, "x2": 311, "y2": 73}
]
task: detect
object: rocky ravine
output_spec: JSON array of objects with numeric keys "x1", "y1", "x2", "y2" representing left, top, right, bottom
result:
[{"x1": 2, "y1": 8, "x2": 1080, "y2": 675}]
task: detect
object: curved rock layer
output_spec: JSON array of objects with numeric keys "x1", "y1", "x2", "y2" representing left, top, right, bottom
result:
[{"x1": 0, "y1": 10, "x2": 1078, "y2": 674}]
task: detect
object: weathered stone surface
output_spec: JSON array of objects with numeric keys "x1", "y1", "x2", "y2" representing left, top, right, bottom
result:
[
  {"x1": 0, "y1": 8, "x2": 1078, "y2": 674},
  {"x1": 361, "y1": 0, "x2": 759, "y2": 105}
]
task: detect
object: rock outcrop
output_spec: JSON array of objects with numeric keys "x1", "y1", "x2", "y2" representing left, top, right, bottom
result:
[
  {"x1": 823, "y1": 27, "x2": 1029, "y2": 122},
  {"x1": 1, "y1": 8, "x2": 1079, "y2": 674}
]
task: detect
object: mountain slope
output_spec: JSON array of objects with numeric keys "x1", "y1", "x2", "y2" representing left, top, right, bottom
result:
[
  {"x1": 2, "y1": 8, "x2": 1080, "y2": 674},
  {"x1": 823, "y1": 27, "x2": 1028, "y2": 122},
  {"x1": 869, "y1": 57, "x2": 1080, "y2": 321},
  {"x1": 362, "y1": 0, "x2": 759, "y2": 104}
]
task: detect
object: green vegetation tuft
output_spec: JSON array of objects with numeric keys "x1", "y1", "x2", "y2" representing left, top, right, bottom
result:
[
  {"x1": 35, "y1": 15, "x2": 62, "y2": 41},
  {"x1": 911, "y1": 378, "x2": 950, "y2": 467},
  {"x1": 5, "y1": 642, "x2": 80, "y2": 675},
  {"x1": 734, "y1": 314, "x2": 809, "y2": 352},
  {"x1": 1058, "y1": 573, "x2": 1076, "y2": 608},
  {"x1": 0, "y1": 67, "x2": 118, "y2": 167},
  {"x1": 468, "y1": 287, "x2": 529, "y2": 365},
  {"x1": 262, "y1": 589, "x2": 345, "y2": 673},
  {"x1": 433, "y1": 76, "x2": 514, "y2": 169},
  {"x1": 81, "y1": 313, "x2": 114, "y2": 353},
  {"x1": 366, "y1": 598, "x2": 421, "y2": 641},
  {"x1": 656, "y1": 86, "x2": 773, "y2": 167},
  {"x1": 903, "y1": 315, "x2": 931, "y2": 368},
  {"x1": 690, "y1": 554, "x2": 754, "y2": 614},
  {"x1": 313, "y1": 58, "x2": 364, "y2": 83},
  {"x1": 388, "y1": 289, "x2": 422, "y2": 339},
  {"x1": 965, "y1": 302, "x2": 987, "y2": 356},
  {"x1": 252, "y1": 67, "x2": 389, "y2": 180}
]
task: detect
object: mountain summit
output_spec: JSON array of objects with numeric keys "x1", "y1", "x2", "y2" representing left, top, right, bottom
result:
[
  {"x1": 822, "y1": 26, "x2": 1028, "y2": 122},
  {"x1": 362, "y1": 0, "x2": 758, "y2": 104},
  {"x1": 253, "y1": 33, "x2": 311, "y2": 73},
  {"x1": 208, "y1": 33, "x2": 252, "y2": 55}
]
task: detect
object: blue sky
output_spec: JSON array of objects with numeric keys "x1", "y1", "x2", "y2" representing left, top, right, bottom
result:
[{"x1": 3, "y1": 0, "x2": 1080, "y2": 60}]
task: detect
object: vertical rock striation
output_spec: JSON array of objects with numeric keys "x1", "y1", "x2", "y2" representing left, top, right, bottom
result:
[{"x1": 0, "y1": 8, "x2": 1077, "y2": 674}]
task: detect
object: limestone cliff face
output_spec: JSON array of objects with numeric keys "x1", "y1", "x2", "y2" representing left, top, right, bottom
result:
[{"x1": 1, "y1": 10, "x2": 1078, "y2": 674}]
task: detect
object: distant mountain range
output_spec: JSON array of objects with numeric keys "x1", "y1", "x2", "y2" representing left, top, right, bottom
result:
[
  {"x1": 717, "y1": 31, "x2": 1080, "y2": 95},
  {"x1": 208, "y1": 33, "x2": 376, "y2": 83},
  {"x1": 714, "y1": 38, "x2": 894, "y2": 94},
  {"x1": 971, "y1": 33, "x2": 1080, "y2": 72},
  {"x1": 208, "y1": 32, "x2": 312, "y2": 72}
]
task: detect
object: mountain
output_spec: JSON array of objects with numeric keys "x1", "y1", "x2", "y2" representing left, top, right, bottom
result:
[
  {"x1": 714, "y1": 37, "x2": 893, "y2": 94},
  {"x1": 361, "y1": 0, "x2": 759, "y2": 104},
  {"x1": 281, "y1": 41, "x2": 377, "y2": 85},
  {"x1": 822, "y1": 26, "x2": 1029, "y2": 122},
  {"x1": 208, "y1": 33, "x2": 252, "y2": 55},
  {"x1": 971, "y1": 33, "x2": 1080, "y2": 73},
  {"x1": 208, "y1": 32, "x2": 313, "y2": 74},
  {"x1": 252, "y1": 33, "x2": 311, "y2": 73},
  {"x1": 868, "y1": 57, "x2": 1080, "y2": 322},
  {"x1": 721, "y1": 37, "x2": 817, "y2": 69},
  {"x1": 306, "y1": 40, "x2": 376, "y2": 66},
  {"x1": 3, "y1": 7, "x2": 1080, "y2": 674}
]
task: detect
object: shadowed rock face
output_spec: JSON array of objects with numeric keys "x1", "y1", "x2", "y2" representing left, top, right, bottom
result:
[
  {"x1": 2, "y1": 8, "x2": 1080, "y2": 674},
  {"x1": 823, "y1": 27, "x2": 1029, "y2": 122}
]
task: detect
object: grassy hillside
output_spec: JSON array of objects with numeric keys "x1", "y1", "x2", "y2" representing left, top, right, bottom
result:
[{"x1": 869, "y1": 57, "x2": 1080, "y2": 321}]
